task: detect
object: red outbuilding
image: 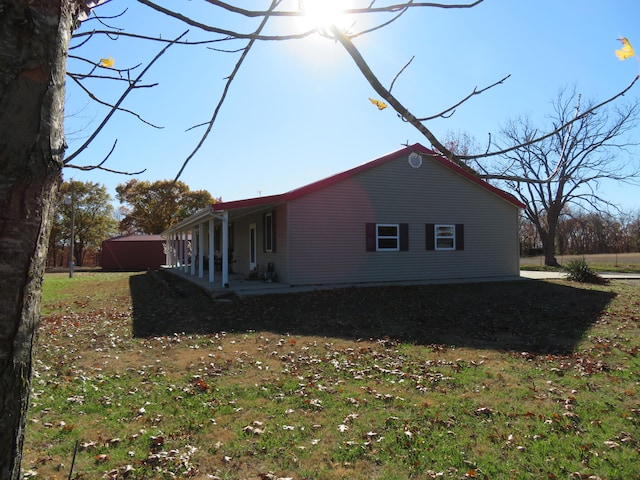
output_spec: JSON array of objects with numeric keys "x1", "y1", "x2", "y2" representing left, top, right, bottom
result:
[{"x1": 101, "y1": 234, "x2": 166, "y2": 271}]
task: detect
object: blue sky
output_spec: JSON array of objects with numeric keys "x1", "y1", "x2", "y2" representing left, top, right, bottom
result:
[{"x1": 65, "y1": 0, "x2": 640, "y2": 214}]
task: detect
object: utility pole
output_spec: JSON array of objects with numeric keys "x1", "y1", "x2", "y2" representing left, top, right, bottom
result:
[{"x1": 69, "y1": 181, "x2": 75, "y2": 278}]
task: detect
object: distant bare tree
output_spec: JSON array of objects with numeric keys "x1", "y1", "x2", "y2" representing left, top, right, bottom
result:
[{"x1": 491, "y1": 88, "x2": 640, "y2": 266}]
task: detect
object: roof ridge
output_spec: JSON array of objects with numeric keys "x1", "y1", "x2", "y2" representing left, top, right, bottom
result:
[{"x1": 212, "y1": 144, "x2": 524, "y2": 211}]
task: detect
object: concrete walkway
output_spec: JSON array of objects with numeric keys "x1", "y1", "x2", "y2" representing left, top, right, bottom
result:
[
  {"x1": 163, "y1": 267, "x2": 639, "y2": 299},
  {"x1": 520, "y1": 270, "x2": 640, "y2": 280}
]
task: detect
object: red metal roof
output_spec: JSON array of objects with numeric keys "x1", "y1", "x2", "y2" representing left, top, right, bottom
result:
[
  {"x1": 212, "y1": 143, "x2": 525, "y2": 211},
  {"x1": 103, "y1": 234, "x2": 166, "y2": 242}
]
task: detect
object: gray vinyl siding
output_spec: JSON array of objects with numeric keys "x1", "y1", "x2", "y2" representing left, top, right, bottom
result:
[{"x1": 285, "y1": 156, "x2": 520, "y2": 286}]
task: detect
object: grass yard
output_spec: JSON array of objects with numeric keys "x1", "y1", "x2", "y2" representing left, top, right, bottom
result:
[
  {"x1": 520, "y1": 252, "x2": 640, "y2": 273},
  {"x1": 23, "y1": 271, "x2": 640, "y2": 479}
]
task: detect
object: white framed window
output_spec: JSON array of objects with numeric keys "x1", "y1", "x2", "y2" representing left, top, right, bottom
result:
[
  {"x1": 435, "y1": 224, "x2": 456, "y2": 250},
  {"x1": 426, "y1": 224, "x2": 464, "y2": 251},
  {"x1": 376, "y1": 224, "x2": 400, "y2": 251},
  {"x1": 366, "y1": 223, "x2": 409, "y2": 251}
]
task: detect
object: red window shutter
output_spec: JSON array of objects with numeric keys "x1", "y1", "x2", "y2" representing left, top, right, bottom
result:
[
  {"x1": 399, "y1": 223, "x2": 409, "y2": 251},
  {"x1": 455, "y1": 224, "x2": 464, "y2": 251},
  {"x1": 271, "y1": 211, "x2": 276, "y2": 253},
  {"x1": 366, "y1": 223, "x2": 376, "y2": 251},
  {"x1": 263, "y1": 213, "x2": 267, "y2": 253},
  {"x1": 263, "y1": 211, "x2": 276, "y2": 253},
  {"x1": 425, "y1": 224, "x2": 435, "y2": 250}
]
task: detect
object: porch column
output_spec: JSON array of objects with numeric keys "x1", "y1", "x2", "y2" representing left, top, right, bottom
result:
[
  {"x1": 190, "y1": 228, "x2": 196, "y2": 275},
  {"x1": 198, "y1": 222, "x2": 204, "y2": 278},
  {"x1": 222, "y1": 210, "x2": 229, "y2": 287},
  {"x1": 176, "y1": 232, "x2": 180, "y2": 269},
  {"x1": 173, "y1": 234, "x2": 178, "y2": 267},
  {"x1": 182, "y1": 230, "x2": 188, "y2": 272},
  {"x1": 175, "y1": 232, "x2": 179, "y2": 268},
  {"x1": 164, "y1": 235, "x2": 171, "y2": 267},
  {"x1": 208, "y1": 218, "x2": 215, "y2": 283}
]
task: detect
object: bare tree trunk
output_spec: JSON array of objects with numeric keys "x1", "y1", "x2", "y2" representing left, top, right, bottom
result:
[
  {"x1": 0, "y1": 2, "x2": 72, "y2": 478},
  {"x1": 541, "y1": 208, "x2": 561, "y2": 267},
  {"x1": 75, "y1": 242, "x2": 84, "y2": 267},
  {"x1": 541, "y1": 232, "x2": 560, "y2": 267}
]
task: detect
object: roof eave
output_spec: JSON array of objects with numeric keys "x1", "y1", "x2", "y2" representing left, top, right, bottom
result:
[{"x1": 161, "y1": 205, "x2": 222, "y2": 237}]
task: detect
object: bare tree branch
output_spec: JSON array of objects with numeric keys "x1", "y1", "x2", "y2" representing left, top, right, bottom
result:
[
  {"x1": 66, "y1": 140, "x2": 146, "y2": 175},
  {"x1": 83, "y1": 4, "x2": 127, "y2": 29},
  {"x1": 415, "y1": 74, "x2": 511, "y2": 121},
  {"x1": 329, "y1": 21, "x2": 640, "y2": 184},
  {"x1": 71, "y1": 29, "x2": 235, "y2": 47},
  {"x1": 65, "y1": 139, "x2": 145, "y2": 175},
  {"x1": 67, "y1": 54, "x2": 142, "y2": 78},
  {"x1": 329, "y1": 24, "x2": 464, "y2": 166},
  {"x1": 173, "y1": 0, "x2": 282, "y2": 183},
  {"x1": 65, "y1": 30, "x2": 189, "y2": 164},
  {"x1": 66, "y1": 73, "x2": 162, "y2": 128},
  {"x1": 136, "y1": 0, "x2": 316, "y2": 41},
  {"x1": 349, "y1": 3, "x2": 411, "y2": 38},
  {"x1": 389, "y1": 56, "x2": 414, "y2": 93},
  {"x1": 204, "y1": 0, "x2": 484, "y2": 17},
  {"x1": 198, "y1": 1, "x2": 483, "y2": 39},
  {"x1": 463, "y1": 75, "x2": 640, "y2": 164}
]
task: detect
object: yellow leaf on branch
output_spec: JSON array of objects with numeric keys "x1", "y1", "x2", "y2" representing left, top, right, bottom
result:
[
  {"x1": 99, "y1": 56, "x2": 115, "y2": 67},
  {"x1": 615, "y1": 37, "x2": 635, "y2": 61},
  {"x1": 368, "y1": 97, "x2": 387, "y2": 110}
]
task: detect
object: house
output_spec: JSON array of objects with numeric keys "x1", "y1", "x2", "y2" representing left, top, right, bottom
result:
[
  {"x1": 101, "y1": 234, "x2": 167, "y2": 271},
  {"x1": 161, "y1": 144, "x2": 525, "y2": 287}
]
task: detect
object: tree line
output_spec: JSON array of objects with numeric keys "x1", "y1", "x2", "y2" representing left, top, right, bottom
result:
[
  {"x1": 48, "y1": 179, "x2": 214, "y2": 267},
  {"x1": 520, "y1": 209, "x2": 640, "y2": 257}
]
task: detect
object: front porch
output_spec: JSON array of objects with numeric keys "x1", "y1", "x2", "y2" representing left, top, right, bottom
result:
[
  {"x1": 162, "y1": 206, "x2": 231, "y2": 288},
  {"x1": 162, "y1": 201, "x2": 283, "y2": 290},
  {"x1": 163, "y1": 265, "x2": 295, "y2": 298}
]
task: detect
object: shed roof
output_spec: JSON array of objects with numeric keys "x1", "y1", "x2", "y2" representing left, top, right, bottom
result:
[
  {"x1": 212, "y1": 143, "x2": 525, "y2": 212},
  {"x1": 104, "y1": 234, "x2": 165, "y2": 242}
]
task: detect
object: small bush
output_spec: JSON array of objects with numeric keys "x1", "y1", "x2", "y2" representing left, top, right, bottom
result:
[{"x1": 564, "y1": 258, "x2": 606, "y2": 283}]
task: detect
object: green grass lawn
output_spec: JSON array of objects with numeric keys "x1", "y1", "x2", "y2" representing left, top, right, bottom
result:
[
  {"x1": 520, "y1": 252, "x2": 640, "y2": 274},
  {"x1": 23, "y1": 271, "x2": 640, "y2": 479}
]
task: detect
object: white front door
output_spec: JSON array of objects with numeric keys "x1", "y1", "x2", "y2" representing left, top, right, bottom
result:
[{"x1": 249, "y1": 223, "x2": 257, "y2": 271}]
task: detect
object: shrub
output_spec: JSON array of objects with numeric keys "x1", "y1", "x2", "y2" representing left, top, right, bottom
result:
[{"x1": 564, "y1": 258, "x2": 605, "y2": 283}]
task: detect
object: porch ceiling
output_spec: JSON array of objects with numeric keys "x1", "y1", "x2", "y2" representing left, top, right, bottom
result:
[
  {"x1": 216, "y1": 201, "x2": 281, "y2": 222},
  {"x1": 161, "y1": 206, "x2": 220, "y2": 236},
  {"x1": 162, "y1": 200, "x2": 282, "y2": 237}
]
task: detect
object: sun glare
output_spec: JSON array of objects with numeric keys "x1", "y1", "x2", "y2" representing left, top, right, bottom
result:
[{"x1": 299, "y1": 0, "x2": 353, "y2": 34}]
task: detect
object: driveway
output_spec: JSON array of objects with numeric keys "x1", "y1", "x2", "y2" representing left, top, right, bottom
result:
[{"x1": 520, "y1": 270, "x2": 640, "y2": 281}]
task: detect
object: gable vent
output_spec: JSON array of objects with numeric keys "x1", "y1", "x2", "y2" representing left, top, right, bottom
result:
[{"x1": 408, "y1": 152, "x2": 422, "y2": 168}]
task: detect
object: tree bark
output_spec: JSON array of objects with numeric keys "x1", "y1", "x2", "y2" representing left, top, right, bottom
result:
[
  {"x1": 536, "y1": 206, "x2": 561, "y2": 267},
  {"x1": 0, "y1": 2, "x2": 73, "y2": 478},
  {"x1": 541, "y1": 230, "x2": 560, "y2": 267}
]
